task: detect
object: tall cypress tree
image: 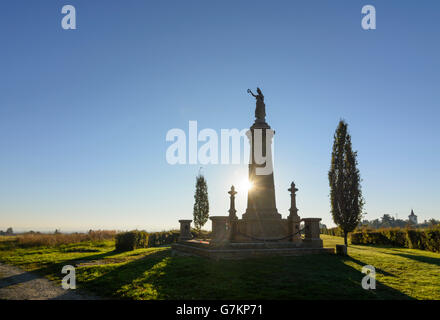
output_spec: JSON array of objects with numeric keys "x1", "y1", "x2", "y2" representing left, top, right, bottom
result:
[
  {"x1": 329, "y1": 120, "x2": 364, "y2": 246},
  {"x1": 193, "y1": 173, "x2": 209, "y2": 230}
]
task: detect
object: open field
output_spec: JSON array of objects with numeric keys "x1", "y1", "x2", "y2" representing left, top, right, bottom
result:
[{"x1": 0, "y1": 235, "x2": 439, "y2": 300}]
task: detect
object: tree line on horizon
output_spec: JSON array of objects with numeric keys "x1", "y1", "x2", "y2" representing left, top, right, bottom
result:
[
  {"x1": 359, "y1": 214, "x2": 440, "y2": 229},
  {"x1": 0, "y1": 227, "x2": 14, "y2": 236}
]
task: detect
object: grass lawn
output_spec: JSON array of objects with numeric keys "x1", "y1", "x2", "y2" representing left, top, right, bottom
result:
[{"x1": 0, "y1": 235, "x2": 439, "y2": 300}]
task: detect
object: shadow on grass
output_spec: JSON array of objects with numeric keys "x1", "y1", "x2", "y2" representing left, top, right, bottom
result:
[
  {"x1": 84, "y1": 251, "x2": 414, "y2": 300},
  {"x1": 345, "y1": 256, "x2": 396, "y2": 277},
  {"x1": 349, "y1": 244, "x2": 397, "y2": 250},
  {"x1": 349, "y1": 245, "x2": 440, "y2": 266},
  {"x1": 0, "y1": 250, "x2": 121, "y2": 289},
  {"x1": 78, "y1": 249, "x2": 170, "y2": 298},
  {"x1": 387, "y1": 252, "x2": 440, "y2": 267}
]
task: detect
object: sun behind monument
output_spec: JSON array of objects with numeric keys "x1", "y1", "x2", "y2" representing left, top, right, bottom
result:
[{"x1": 239, "y1": 179, "x2": 253, "y2": 191}]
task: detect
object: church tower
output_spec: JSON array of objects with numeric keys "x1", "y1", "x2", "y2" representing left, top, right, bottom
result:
[{"x1": 408, "y1": 209, "x2": 418, "y2": 224}]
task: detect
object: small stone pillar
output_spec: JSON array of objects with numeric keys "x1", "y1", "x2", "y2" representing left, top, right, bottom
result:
[
  {"x1": 227, "y1": 185, "x2": 238, "y2": 241},
  {"x1": 302, "y1": 218, "x2": 323, "y2": 248},
  {"x1": 287, "y1": 182, "x2": 301, "y2": 242},
  {"x1": 210, "y1": 216, "x2": 229, "y2": 243},
  {"x1": 178, "y1": 220, "x2": 193, "y2": 241},
  {"x1": 336, "y1": 244, "x2": 347, "y2": 256}
]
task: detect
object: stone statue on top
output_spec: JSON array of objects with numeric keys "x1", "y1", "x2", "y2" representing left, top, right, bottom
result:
[{"x1": 247, "y1": 87, "x2": 266, "y2": 122}]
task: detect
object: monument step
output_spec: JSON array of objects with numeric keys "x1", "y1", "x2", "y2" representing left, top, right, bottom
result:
[{"x1": 172, "y1": 242, "x2": 334, "y2": 260}]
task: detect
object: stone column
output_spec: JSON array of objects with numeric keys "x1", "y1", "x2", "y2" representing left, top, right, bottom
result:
[
  {"x1": 287, "y1": 182, "x2": 301, "y2": 242},
  {"x1": 178, "y1": 220, "x2": 192, "y2": 241},
  {"x1": 302, "y1": 218, "x2": 323, "y2": 248},
  {"x1": 210, "y1": 216, "x2": 228, "y2": 243},
  {"x1": 241, "y1": 122, "x2": 284, "y2": 241},
  {"x1": 243, "y1": 125, "x2": 280, "y2": 219}
]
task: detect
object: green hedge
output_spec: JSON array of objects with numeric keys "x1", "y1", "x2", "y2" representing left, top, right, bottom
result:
[
  {"x1": 191, "y1": 229, "x2": 211, "y2": 239},
  {"x1": 115, "y1": 229, "x2": 212, "y2": 251},
  {"x1": 321, "y1": 227, "x2": 345, "y2": 237},
  {"x1": 115, "y1": 231, "x2": 149, "y2": 251},
  {"x1": 147, "y1": 229, "x2": 211, "y2": 247},
  {"x1": 350, "y1": 228, "x2": 440, "y2": 253},
  {"x1": 147, "y1": 230, "x2": 180, "y2": 247}
]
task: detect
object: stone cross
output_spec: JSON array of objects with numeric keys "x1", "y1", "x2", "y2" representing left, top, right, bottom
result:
[
  {"x1": 287, "y1": 182, "x2": 301, "y2": 242},
  {"x1": 228, "y1": 185, "x2": 238, "y2": 220},
  {"x1": 288, "y1": 182, "x2": 299, "y2": 218}
]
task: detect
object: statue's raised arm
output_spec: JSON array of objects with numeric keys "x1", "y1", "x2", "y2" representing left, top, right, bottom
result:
[
  {"x1": 247, "y1": 87, "x2": 264, "y2": 101},
  {"x1": 247, "y1": 88, "x2": 257, "y2": 98}
]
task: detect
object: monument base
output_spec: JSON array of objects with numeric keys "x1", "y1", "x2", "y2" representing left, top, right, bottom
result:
[
  {"x1": 171, "y1": 240, "x2": 334, "y2": 260},
  {"x1": 231, "y1": 217, "x2": 292, "y2": 242}
]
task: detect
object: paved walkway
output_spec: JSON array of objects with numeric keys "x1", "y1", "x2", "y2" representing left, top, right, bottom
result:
[{"x1": 0, "y1": 263, "x2": 100, "y2": 300}]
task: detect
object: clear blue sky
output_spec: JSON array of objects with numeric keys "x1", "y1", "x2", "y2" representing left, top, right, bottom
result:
[{"x1": 1, "y1": 0, "x2": 439, "y2": 232}]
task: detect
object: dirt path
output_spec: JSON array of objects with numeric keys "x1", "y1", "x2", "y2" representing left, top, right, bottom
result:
[{"x1": 0, "y1": 263, "x2": 100, "y2": 300}]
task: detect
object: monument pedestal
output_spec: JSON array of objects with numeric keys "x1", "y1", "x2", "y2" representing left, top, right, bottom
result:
[
  {"x1": 209, "y1": 216, "x2": 228, "y2": 244},
  {"x1": 232, "y1": 217, "x2": 288, "y2": 242},
  {"x1": 178, "y1": 220, "x2": 193, "y2": 241},
  {"x1": 302, "y1": 218, "x2": 323, "y2": 248}
]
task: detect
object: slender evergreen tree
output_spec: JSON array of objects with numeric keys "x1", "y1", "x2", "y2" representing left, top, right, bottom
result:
[
  {"x1": 329, "y1": 120, "x2": 364, "y2": 246},
  {"x1": 193, "y1": 173, "x2": 209, "y2": 230}
]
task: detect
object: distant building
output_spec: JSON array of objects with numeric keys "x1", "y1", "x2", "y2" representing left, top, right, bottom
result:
[{"x1": 408, "y1": 209, "x2": 418, "y2": 225}]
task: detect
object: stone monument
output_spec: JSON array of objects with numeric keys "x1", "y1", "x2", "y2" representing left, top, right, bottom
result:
[
  {"x1": 178, "y1": 220, "x2": 192, "y2": 241},
  {"x1": 172, "y1": 88, "x2": 334, "y2": 259}
]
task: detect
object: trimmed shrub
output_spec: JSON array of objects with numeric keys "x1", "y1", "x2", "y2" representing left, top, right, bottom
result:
[
  {"x1": 146, "y1": 229, "x2": 211, "y2": 247},
  {"x1": 147, "y1": 230, "x2": 180, "y2": 247},
  {"x1": 115, "y1": 229, "x2": 213, "y2": 251},
  {"x1": 191, "y1": 229, "x2": 211, "y2": 239},
  {"x1": 425, "y1": 229, "x2": 440, "y2": 253},
  {"x1": 321, "y1": 227, "x2": 344, "y2": 237},
  {"x1": 383, "y1": 229, "x2": 407, "y2": 247},
  {"x1": 365, "y1": 231, "x2": 390, "y2": 245},
  {"x1": 352, "y1": 231, "x2": 391, "y2": 245},
  {"x1": 115, "y1": 231, "x2": 148, "y2": 251},
  {"x1": 350, "y1": 228, "x2": 440, "y2": 253},
  {"x1": 350, "y1": 232, "x2": 364, "y2": 244},
  {"x1": 406, "y1": 229, "x2": 427, "y2": 250}
]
